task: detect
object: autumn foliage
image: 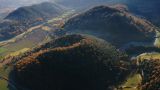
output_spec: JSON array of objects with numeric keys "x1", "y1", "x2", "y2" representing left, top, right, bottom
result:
[
  {"x1": 140, "y1": 59, "x2": 160, "y2": 90},
  {"x1": 10, "y1": 34, "x2": 131, "y2": 90}
]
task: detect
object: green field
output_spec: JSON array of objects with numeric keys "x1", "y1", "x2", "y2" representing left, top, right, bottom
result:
[
  {"x1": 0, "y1": 80, "x2": 8, "y2": 90},
  {"x1": 138, "y1": 53, "x2": 160, "y2": 60},
  {"x1": 0, "y1": 48, "x2": 6, "y2": 54},
  {"x1": 0, "y1": 66, "x2": 11, "y2": 90},
  {"x1": 120, "y1": 74, "x2": 142, "y2": 90}
]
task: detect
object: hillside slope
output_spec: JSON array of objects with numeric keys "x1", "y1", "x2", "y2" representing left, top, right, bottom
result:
[
  {"x1": 9, "y1": 34, "x2": 131, "y2": 90},
  {"x1": 125, "y1": 0, "x2": 160, "y2": 27},
  {"x1": 0, "y1": 2, "x2": 66, "y2": 41},
  {"x1": 5, "y1": 2, "x2": 65, "y2": 22},
  {"x1": 63, "y1": 5, "x2": 158, "y2": 47},
  {"x1": 55, "y1": 0, "x2": 160, "y2": 27},
  {"x1": 139, "y1": 59, "x2": 160, "y2": 90}
]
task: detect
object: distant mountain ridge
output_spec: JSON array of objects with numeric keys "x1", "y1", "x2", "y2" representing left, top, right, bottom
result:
[
  {"x1": 124, "y1": 0, "x2": 160, "y2": 26},
  {"x1": 55, "y1": 0, "x2": 160, "y2": 27},
  {"x1": 0, "y1": 0, "x2": 53, "y2": 9},
  {"x1": 63, "y1": 5, "x2": 157, "y2": 47},
  {"x1": 0, "y1": 8, "x2": 13, "y2": 20},
  {"x1": 5, "y1": 2, "x2": 65, "y2": 22},
  {"x1": 55, "y1": 0, "x2": 118, "y2": 10},
  {"x1": 0, "y1": 2, "x2": 66, "y2": 41}
]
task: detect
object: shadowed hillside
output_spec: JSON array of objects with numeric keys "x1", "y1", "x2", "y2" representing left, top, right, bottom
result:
[
  {"x1": 9, "y1": 34, "x2": 131, "y2": 90},
  {"x1": 55, "y1": 0, "x2": 160, "y2": 27},
  {"x1": 0, "y1": 1, "x2": 159, "y2": 90},
  {"x1": 125, "y1": 0, "x2": 160, "y2": 27},
  {"x1": 63, "y1": 5, "x2": 157, "y2": 48}
]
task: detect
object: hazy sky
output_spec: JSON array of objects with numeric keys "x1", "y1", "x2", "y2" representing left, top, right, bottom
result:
[
  {"x1": 0, "y1": 0, "x2": 54, "y2": 8},
  {"x1": 0, "y1": 0, "x2": 129, "y2": 9}
]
